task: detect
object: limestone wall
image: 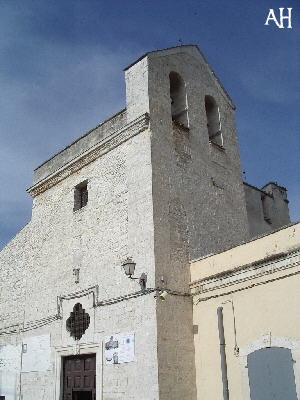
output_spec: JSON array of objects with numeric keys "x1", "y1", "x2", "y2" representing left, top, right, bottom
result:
[
  {"x1": 140, "y1": 46, "x2": 249, "y2": 400},
  {"x1": 0, "y1": 129, "x2": 159, "y2": 400},
  {"x1": 244, "y1": 182, "x2": 290, "y2": 238},
  {"x1": 33, "y1": 109, "x2": 127, "y2": 185}
]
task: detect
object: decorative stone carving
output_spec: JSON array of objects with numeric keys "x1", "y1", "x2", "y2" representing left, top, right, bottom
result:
[{"x1": 66, "y1": 303, "x2": 90, "y2": 341}]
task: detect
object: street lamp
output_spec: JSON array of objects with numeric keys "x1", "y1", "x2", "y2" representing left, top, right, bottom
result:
[{"x1": 122, "y1": 258, "x2": 147, "y2": 291}]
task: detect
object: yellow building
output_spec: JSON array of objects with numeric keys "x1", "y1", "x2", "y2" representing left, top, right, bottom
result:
[{"x1": 191, "y1": 222, "x2": 300, "y2": 400}]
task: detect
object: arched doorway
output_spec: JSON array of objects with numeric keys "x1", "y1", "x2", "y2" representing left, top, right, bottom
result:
[{"x1": 247, "y1": 347, "x2": 297, "y2": 400}]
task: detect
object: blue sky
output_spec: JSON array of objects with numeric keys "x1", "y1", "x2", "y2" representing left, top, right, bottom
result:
[{"x1": 1, "y1": 0, "x2": 299, "y2": 248}]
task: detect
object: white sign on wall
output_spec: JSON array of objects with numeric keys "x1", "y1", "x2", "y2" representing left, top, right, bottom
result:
[
  {"x1": 0, "y1": 344, "x2": 21, "y2": 400},
  {"x1": 104, "y1": 332, "x2": 135, "y2": 364},
  {"x1": 22, "y1": 334, "x2": 51, "y2": 372}
]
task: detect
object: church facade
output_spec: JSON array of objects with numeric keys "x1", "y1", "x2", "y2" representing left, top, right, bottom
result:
[{"x1": 0, "y1": 46, "x2": 293, "y2": 400}]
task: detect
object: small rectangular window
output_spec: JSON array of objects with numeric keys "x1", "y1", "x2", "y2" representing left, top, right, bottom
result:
[
  {"x1": 261, "y1": 194, "x2": 271, "y2": 224},
  {"x1": 74, "y1": 181, "x2": 88, "y2": 211}
]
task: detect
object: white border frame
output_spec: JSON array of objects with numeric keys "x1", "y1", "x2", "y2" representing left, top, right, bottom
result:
[{"x1": 54, "y1": 342, "x2": 103, "y2": 400}]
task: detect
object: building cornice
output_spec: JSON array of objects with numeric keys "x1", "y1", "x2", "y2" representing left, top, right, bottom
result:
[
  {"x1": 27, "y1": 113, "x2": 150, "y2": 197},
  {"x1": 190, "y1": 249, "x2": 300, "y2": 295}
]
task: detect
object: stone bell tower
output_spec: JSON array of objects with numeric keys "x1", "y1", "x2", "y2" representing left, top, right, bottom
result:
[{"x1": 124, "y1": 45, "x2": 249, "y2": 399}]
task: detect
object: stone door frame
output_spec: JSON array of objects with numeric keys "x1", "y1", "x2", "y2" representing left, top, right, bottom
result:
[{"x1": 54, "y1": 342, "x2": 103, "y2": 400}]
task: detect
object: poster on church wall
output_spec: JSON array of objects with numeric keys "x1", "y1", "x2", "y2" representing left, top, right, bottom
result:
[{"x1": 104, "y1": 332, "x2": 135, "y2": 364}]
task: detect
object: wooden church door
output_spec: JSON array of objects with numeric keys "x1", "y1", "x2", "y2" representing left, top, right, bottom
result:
[{"x1": 63, "y1": 354, "x2": 96, "y2": 400}]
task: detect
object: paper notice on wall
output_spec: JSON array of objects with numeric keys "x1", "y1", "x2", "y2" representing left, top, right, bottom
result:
[{"x1": 104, "y1": 332, "x2": 135, "y2": 364}]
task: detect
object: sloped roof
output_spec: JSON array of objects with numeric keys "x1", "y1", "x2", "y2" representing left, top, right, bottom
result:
[{"x1": 124, "y1": 45, "x2": 235, "y2": 108}]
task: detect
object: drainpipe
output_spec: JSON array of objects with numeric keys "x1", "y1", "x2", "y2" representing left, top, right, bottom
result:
[{"x1": 217, "y1": 307, "x2": 229, "y2": 400}]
